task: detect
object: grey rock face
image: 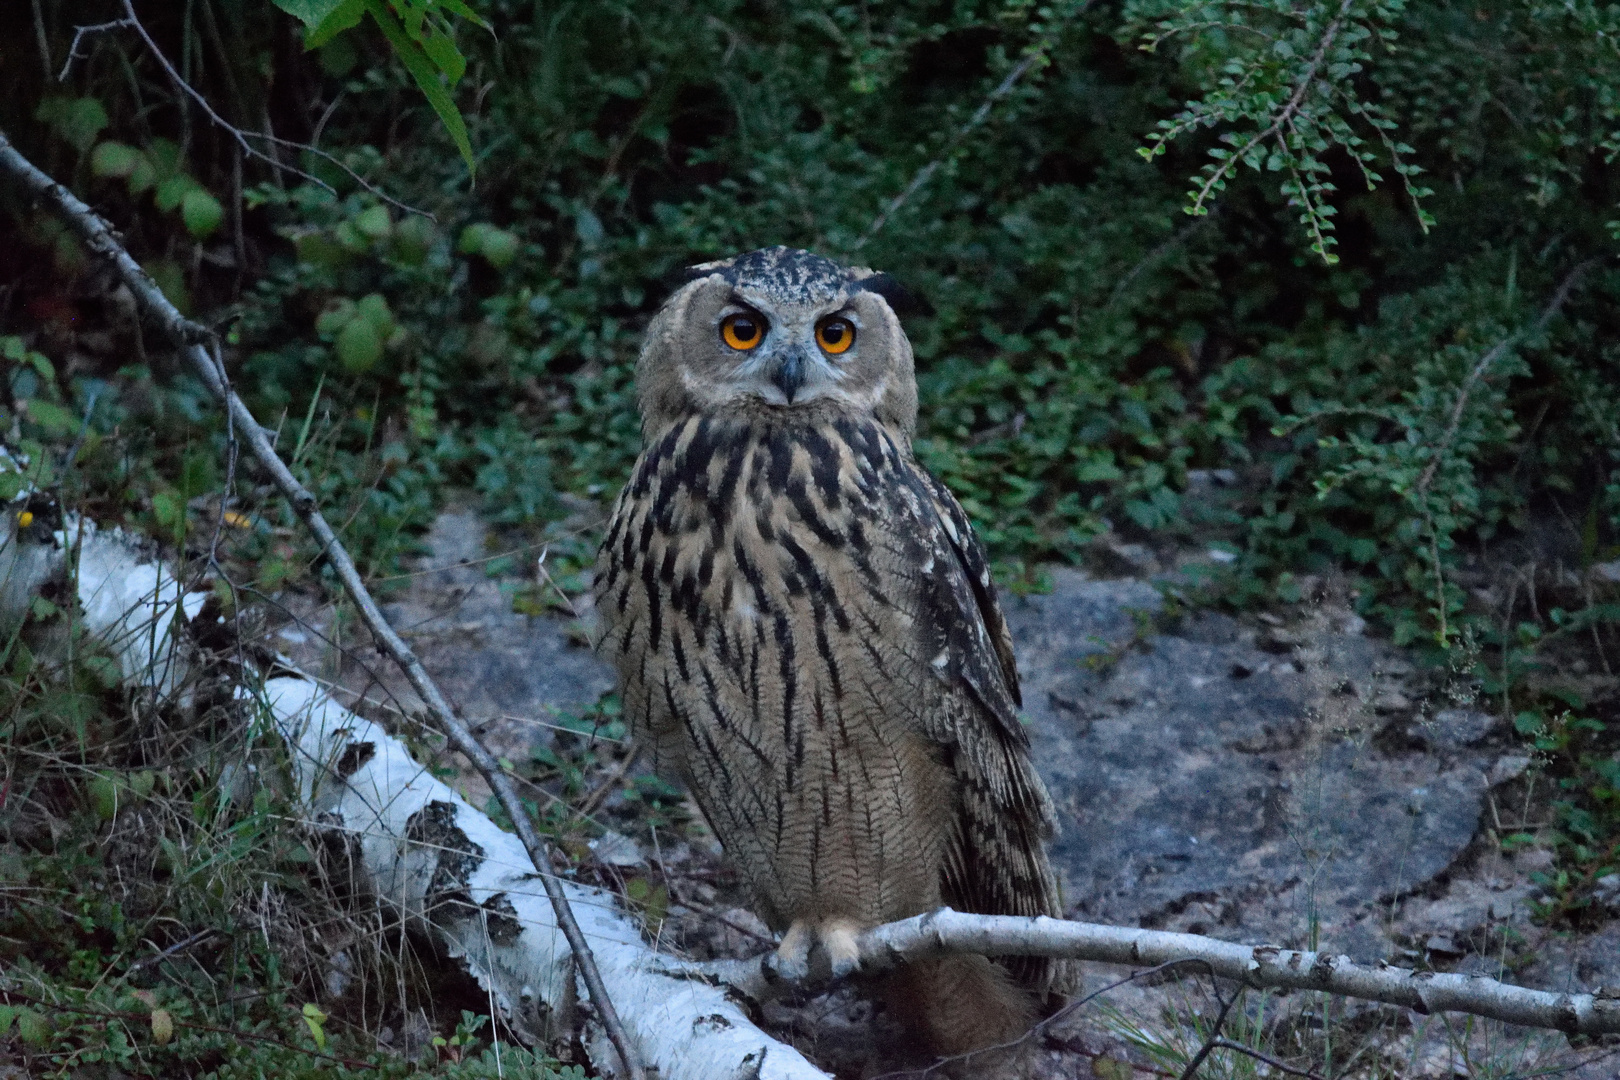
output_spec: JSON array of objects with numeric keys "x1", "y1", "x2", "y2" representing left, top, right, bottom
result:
[
  {"x1": 1004, "y1": 569, "x2": 1500, "y2": 958},
  {"x1": 377, "y1": 508, "x2": 616, "y2": 725}
]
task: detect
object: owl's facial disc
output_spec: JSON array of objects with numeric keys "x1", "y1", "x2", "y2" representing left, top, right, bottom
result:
[{"x1": 708, "y1": 295, "x2": 869, "y2": 407}]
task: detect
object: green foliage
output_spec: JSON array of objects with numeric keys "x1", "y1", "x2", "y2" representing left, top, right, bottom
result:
[
  {"x1": 1127, "y1": 0, "x2": 1434, "y2": 263},
  {"x1": 273, "y1": 0, "x2": 491, "y2": 175},
  {"x1": 1503, "y1": 703, "x2": 1620, "y2": 926}
]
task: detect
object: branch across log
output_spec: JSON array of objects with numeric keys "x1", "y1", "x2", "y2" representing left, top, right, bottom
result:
[{"x1": 696, "y1": 909, "x2": 1620, "y2": 1037}]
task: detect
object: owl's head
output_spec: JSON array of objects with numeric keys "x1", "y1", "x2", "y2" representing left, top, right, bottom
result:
[{"x1": 635, "y1": 246, "x2": 920, "y2": 436}]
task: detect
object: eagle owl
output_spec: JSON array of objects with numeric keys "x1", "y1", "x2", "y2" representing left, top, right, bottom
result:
[{"x1": 594, "y1": 247, "x2": 1070, "y2": 1054}]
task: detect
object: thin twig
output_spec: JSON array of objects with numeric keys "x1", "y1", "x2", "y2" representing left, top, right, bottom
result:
[
  {"x1": 1412, "y1": 258, "x2": 1600, "y2": 502},
  {"x1": 57, "y1": 18, "x2": 133, "y2": 82},
  {"x1": 1175, "y1": 978, "x2": 1242, "y2": 1080},
  {"x1": 110, "y1": 1, "x2": 429, "y2": 219},
  {"x1": 0, "y1": 130, "x2": 643, "y2": 1080},
  {"x1": 122, "y1": 928, "x2": 220, "y2": 975},
  {"x1": 855, "y1": 3, "x2": 1091, "y2": 250},
  {"x1": 1207, "y1": 1040, "x2": 1327, "y2": 1080},
  {"x1": 30, "y1": 0, "x2": 53, "y2": 77}
]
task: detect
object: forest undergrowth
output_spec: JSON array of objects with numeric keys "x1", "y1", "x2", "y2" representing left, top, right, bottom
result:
[{"x1": 4, "y1": 0, "x2": 1620, "y2": 1076}]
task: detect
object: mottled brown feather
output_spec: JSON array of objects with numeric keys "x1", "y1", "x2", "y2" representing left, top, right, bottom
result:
[{"x1": 596, "y1": 402, "x2": 1071, "y2": 999}]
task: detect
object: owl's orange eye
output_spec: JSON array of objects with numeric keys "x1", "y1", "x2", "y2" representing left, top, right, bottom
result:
[
  {"x1": 720, "y1": 312, "x2": 765, "y2": 350},
  {"x1": 816, "y1": 317, "x2": 855, "y2": 355}
]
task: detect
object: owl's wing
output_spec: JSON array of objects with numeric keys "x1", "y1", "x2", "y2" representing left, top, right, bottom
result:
[{"x1": 897, "y1": 463, "x2": 1070, "y2": 996}]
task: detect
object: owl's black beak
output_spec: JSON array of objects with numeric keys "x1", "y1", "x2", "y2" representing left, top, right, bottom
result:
[{"x1": 772, "y1": 347, "x2": 806, "y2": 403}]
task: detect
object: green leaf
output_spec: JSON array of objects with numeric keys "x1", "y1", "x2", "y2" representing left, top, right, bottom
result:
[
  {"x1": 336, "y1": 316, "x2": 383, "y2": 373},
  {"x1": 458, "y1": 222, "x2": 493, "y2": 254},
  {"x1": 16, "y1": 1010, "x2": 50, "y2": 1048},
  {"x1": 89, "y1": 774, "x2": 121, "y2": 821},
  {"x1": 37, "y1": 96, "x2": 110, "y2": 153},
  {"x1": 304, "y1": 0, "x2": 365, "y2": 46},
  {"x1": 419, "y1": 30, "x2": 467, "y2": 86},
  {"x1": 181, "y1": 188, "x2": 225, "y2": 239},
  {"x1": 126, "y1": 153, "x2": 157, "y2": 196},
  {"x1": 478, "y1": 227, "x2": 518, "y2": 268},
  {"x1": 24, "y1": 399, "x2": 76, "y2": 437},
  {"x1": 152, "y1": 489, "x2": 186, "y2": 534},
  {"x1": 154, "y1": 175, "x2": 198, "y2": 213},
  {"x1": 301, "y1": 1003, "x2": 328, "y2": 1049},
  {"x1": 363, "y1": 0, "x2": 475, "y2": 176},
  {"x1": 355, "y1": 292, "x2": 396, "y2": 338},
  {"x1": 354, "y1": 204, "x2": 393, "y2": 240},
  {"x1": 315, "y1": 297, "x2": 358, "y2": 338},
  {"x1": 91, "y1": 141, "x2": 142, "y2": 179},
  {"x1": 271, "y1": 0, "x2": 348, "y2": 26}
]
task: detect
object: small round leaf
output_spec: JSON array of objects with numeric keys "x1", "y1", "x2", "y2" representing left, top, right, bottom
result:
[
  {"x1": 91, "y1": 141, "x2": 141, "y2": 179},
  {"x1": 181, "y1": 189, "x2": 225, "y2": 240},
  {"x1": 354, "y1": 205, "x2": 392, "y2": 241},
  {"x1": 335, "y1": 317, "x2": 382, "y2": 373},
  {"x1": 478, "y1": 228, "x2": 519, "y2": 269}
]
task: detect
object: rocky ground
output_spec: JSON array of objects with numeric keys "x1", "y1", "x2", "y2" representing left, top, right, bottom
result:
[{"x1": 273, "y1": 506, "x2": 1620, "y2": 1079}]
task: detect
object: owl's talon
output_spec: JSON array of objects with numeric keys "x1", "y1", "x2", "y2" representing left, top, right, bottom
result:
[
  {"x1": 821, "y1": 920, "x2": 862, "y2": 980},
  {"x1": 770, "y1": 921, "x2": 814, "y2": 982}
]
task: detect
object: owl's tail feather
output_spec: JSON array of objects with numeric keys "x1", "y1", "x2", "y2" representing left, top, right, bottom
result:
[{"x1": 886, "y1": 953, "x2": 1040, "y2": 1062}]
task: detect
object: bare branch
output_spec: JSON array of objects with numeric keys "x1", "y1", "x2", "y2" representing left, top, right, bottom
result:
[
  {"x1": 855, "y1": 2, "x2": 1092, "y2": 250},
  {"x1": 57, "y1": 17, "x2": 133, "y2": 82},
  {"x1": 30, "y1": 0, "x2": 54, "y2": 77},
  {"x1": 1206, "y1": 1040, "x2": 1326, "y2": 1080},
  {"x1": 1175, "y1": 976, "x2": 1242, "y2": 1080},
  {"x1": 1412, "y1": 258, "x2": 1600, "y2": 502},
  {"x1": 693, "y1": 908, "x2": 1620, "y2": 1037},
  {"x1": 0, "y1": 130, "x2": 637, "y2": 1080}
]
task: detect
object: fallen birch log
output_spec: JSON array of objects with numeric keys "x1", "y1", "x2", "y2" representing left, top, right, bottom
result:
[
  {"x1": 0, "y1": 508, "x2": 833, "y2": 1079},
  {"x1": 0, "y1": 125, "x2": 648, "y2": 1079}
]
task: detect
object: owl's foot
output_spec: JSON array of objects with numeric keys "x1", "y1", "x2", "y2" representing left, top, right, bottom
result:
[
  {"x1": 819, "y1": 918, "x2": 862, "y2": 980},
  {"x1": 768, "y1": 918, "x2": 864, "y2": 983},
  {"x1": 769, "y1": 921, "x2": 814, "y2": 982}
]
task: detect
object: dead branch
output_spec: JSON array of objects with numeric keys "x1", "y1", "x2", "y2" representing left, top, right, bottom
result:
[
  {"x1": 0, "y1": 129, "x2": 641, "y2": 1080},
  {"x1": 854, "y1": 1, "x2": 1090, "y2": 250},
  {"x1": 696, "y1": 908, "x2": 1620, "y2": 1038},
  {"x1": 57, "y1": 3, "x2": 428, "y2": 217},
  {"x1": 1412, "y1": 258, "x2": 1600, "y2": 502}
]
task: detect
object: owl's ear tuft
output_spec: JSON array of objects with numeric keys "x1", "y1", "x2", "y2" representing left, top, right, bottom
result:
[
  {"x1": 675, "y1": 257, "x2": 736, "y2": 287},
  {"x1": 856, "y1": 272, "x2": 934, "y2": 319}
]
